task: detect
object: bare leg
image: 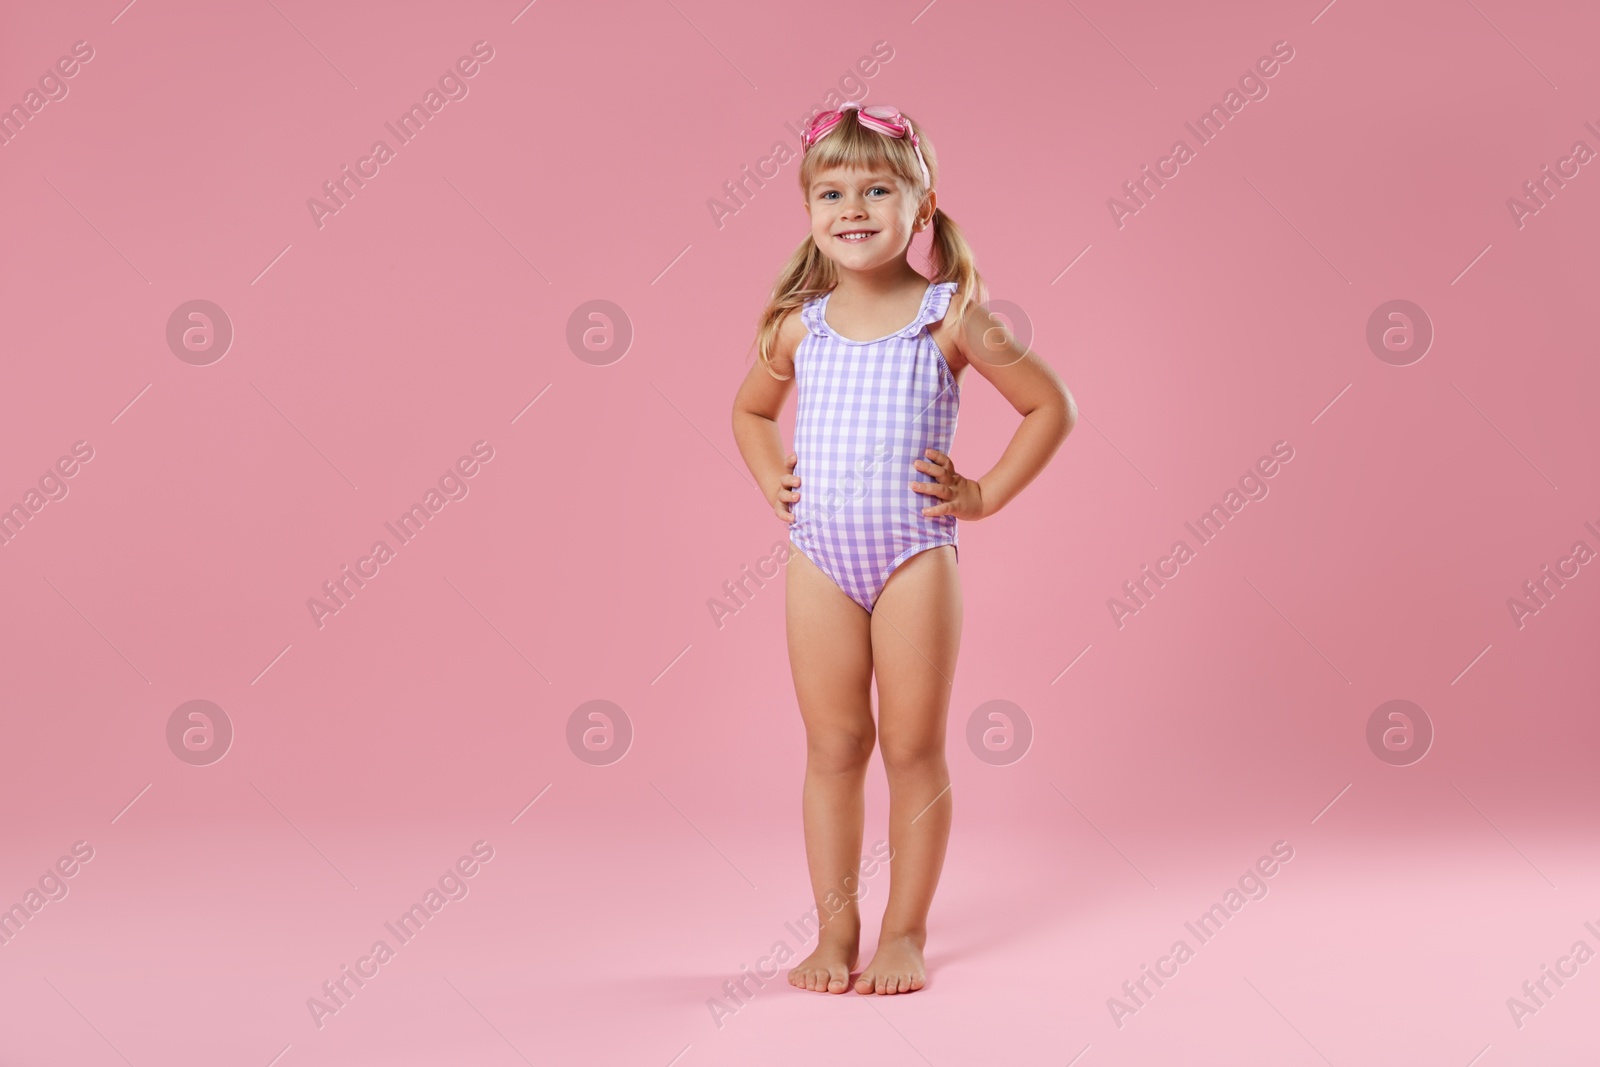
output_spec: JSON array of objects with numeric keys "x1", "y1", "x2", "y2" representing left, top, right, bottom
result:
[
  {"x1": 784, "y1": 546, "x2": 876, "y2": 994},
  {"x1": 857, "y1": 545, "x2": 962, "y2": 994}
]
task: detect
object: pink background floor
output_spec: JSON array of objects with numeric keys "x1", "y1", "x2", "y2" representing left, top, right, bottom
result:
[{"x1": 3, "y1": 0, "x2": 1598, "y2": 1064}]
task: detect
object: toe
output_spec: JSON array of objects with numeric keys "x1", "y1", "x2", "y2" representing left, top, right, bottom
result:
[
  {"x1": 855, "y1": 973, "x2": 873, "y2": 994},
  {"x1": 827, "y1": 968, "x2": 849, "y2": 994},
  {"x1": 875, "y1": 973, "x2": 889, "y2": 995}
]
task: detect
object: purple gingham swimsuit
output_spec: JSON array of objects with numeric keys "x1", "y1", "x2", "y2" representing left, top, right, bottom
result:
[{"x1": 789, "y1": 280, "x2": 961, "y2": 613}]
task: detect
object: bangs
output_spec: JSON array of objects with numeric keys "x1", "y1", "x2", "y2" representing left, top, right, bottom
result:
[{"x1": 800, "y1": 114, "x2": 927, "y2": 193}]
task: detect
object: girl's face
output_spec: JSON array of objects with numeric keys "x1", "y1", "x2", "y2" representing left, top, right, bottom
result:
[{"x1": 805, "y1": 165, "x2": 930, "y2": 274}]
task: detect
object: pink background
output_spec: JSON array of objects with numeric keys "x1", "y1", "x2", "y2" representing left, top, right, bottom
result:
[{"x1": 3, "y1": 0, "x2": 1598, "y2": 1063}]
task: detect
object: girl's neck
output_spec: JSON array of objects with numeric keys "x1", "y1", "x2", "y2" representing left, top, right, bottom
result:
[{"x1": 830, "y1": 261, "x2": 927, "y2": 303}]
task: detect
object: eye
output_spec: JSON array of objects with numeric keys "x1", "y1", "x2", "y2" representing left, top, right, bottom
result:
[{"x1": 817, "y1": 186, "x2": 893, "y2": 202}]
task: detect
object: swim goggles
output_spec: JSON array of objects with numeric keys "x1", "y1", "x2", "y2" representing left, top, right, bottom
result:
[{"x1": 800, "y1": 103, "x2": 930, "y2": 188}]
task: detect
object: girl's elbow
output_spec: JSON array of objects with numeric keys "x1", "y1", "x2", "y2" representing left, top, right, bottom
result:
[{"x1": 1058, "y1": 388, "x2": 1079, "y2": 437}]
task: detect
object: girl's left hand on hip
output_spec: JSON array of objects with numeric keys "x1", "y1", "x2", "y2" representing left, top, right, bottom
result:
[{"x1": 911, "y1": 448, "x2": 986, "y2": 520}]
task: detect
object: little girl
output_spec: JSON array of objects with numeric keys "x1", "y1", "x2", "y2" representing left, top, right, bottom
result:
[{"x1": 731, "y1": 103, "x2": 1077, "y2": 995}]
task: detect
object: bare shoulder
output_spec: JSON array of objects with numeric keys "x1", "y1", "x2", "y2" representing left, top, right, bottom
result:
[
  {"x1": 941, "y1": 292, "x2": 1074, "y2": 420},
  {"x1": 766, "y1": 304, "x2": 806, "y2": 379},
  {"x1": 735, "y1": 305, "x2": 807, "y2": 421}
]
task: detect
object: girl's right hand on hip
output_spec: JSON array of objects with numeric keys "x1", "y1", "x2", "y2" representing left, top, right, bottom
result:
[{"x1": 771, "y1": 451, "x2": 800, "y2": 523}]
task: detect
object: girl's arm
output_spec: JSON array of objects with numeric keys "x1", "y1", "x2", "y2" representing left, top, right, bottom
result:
[
  {"x1": 954, "y1": 308, "x2": 1077, "y2": 519},
  {"x1": 731, "y1": 311, "x2": 805, "y2": 519}
]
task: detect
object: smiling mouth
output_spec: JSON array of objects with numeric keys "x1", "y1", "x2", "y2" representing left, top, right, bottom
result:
[{"x1": 835, "y1": 230, "x2": 878, "y2": 242}]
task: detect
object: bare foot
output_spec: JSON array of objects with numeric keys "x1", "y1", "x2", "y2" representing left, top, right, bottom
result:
[
  {"x1": 855, "y1": 932, "x2": 927, "y2": 994},
  {"x1": 788, "y1": 930, "x2": 859, "y2": 994}
]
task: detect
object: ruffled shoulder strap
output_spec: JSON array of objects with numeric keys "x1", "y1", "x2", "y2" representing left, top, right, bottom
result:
[
  {"x1": 798, "y1": 282, "x2": 958, "y2": 339},
  {"x1": 799, "y1": 292, "x2": 832, "y2": 337},
  {"x1": 898, "y1": 280, "x2": 959, "y2": 338}
]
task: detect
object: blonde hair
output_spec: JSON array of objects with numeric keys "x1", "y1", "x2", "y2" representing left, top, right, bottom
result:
[{"x1": 751, "y1": 108, "x2": 987, "y2": 379}]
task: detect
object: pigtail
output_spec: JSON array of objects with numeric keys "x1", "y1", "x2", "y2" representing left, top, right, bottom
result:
[
  {"x1": 925, "y1": 206, "x2": 988, "y2": 330},
  {"x1": 752, "y1": 233, "x2": 842, "y2": 380}
]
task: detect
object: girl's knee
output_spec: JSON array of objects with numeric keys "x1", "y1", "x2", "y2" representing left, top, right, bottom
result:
[
  {"x1": 807, "y1": 726, "x2": 876, "y2": 774},
  {"x1": 878, "y1": 736, "x2": 944, "y2": 776}
]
